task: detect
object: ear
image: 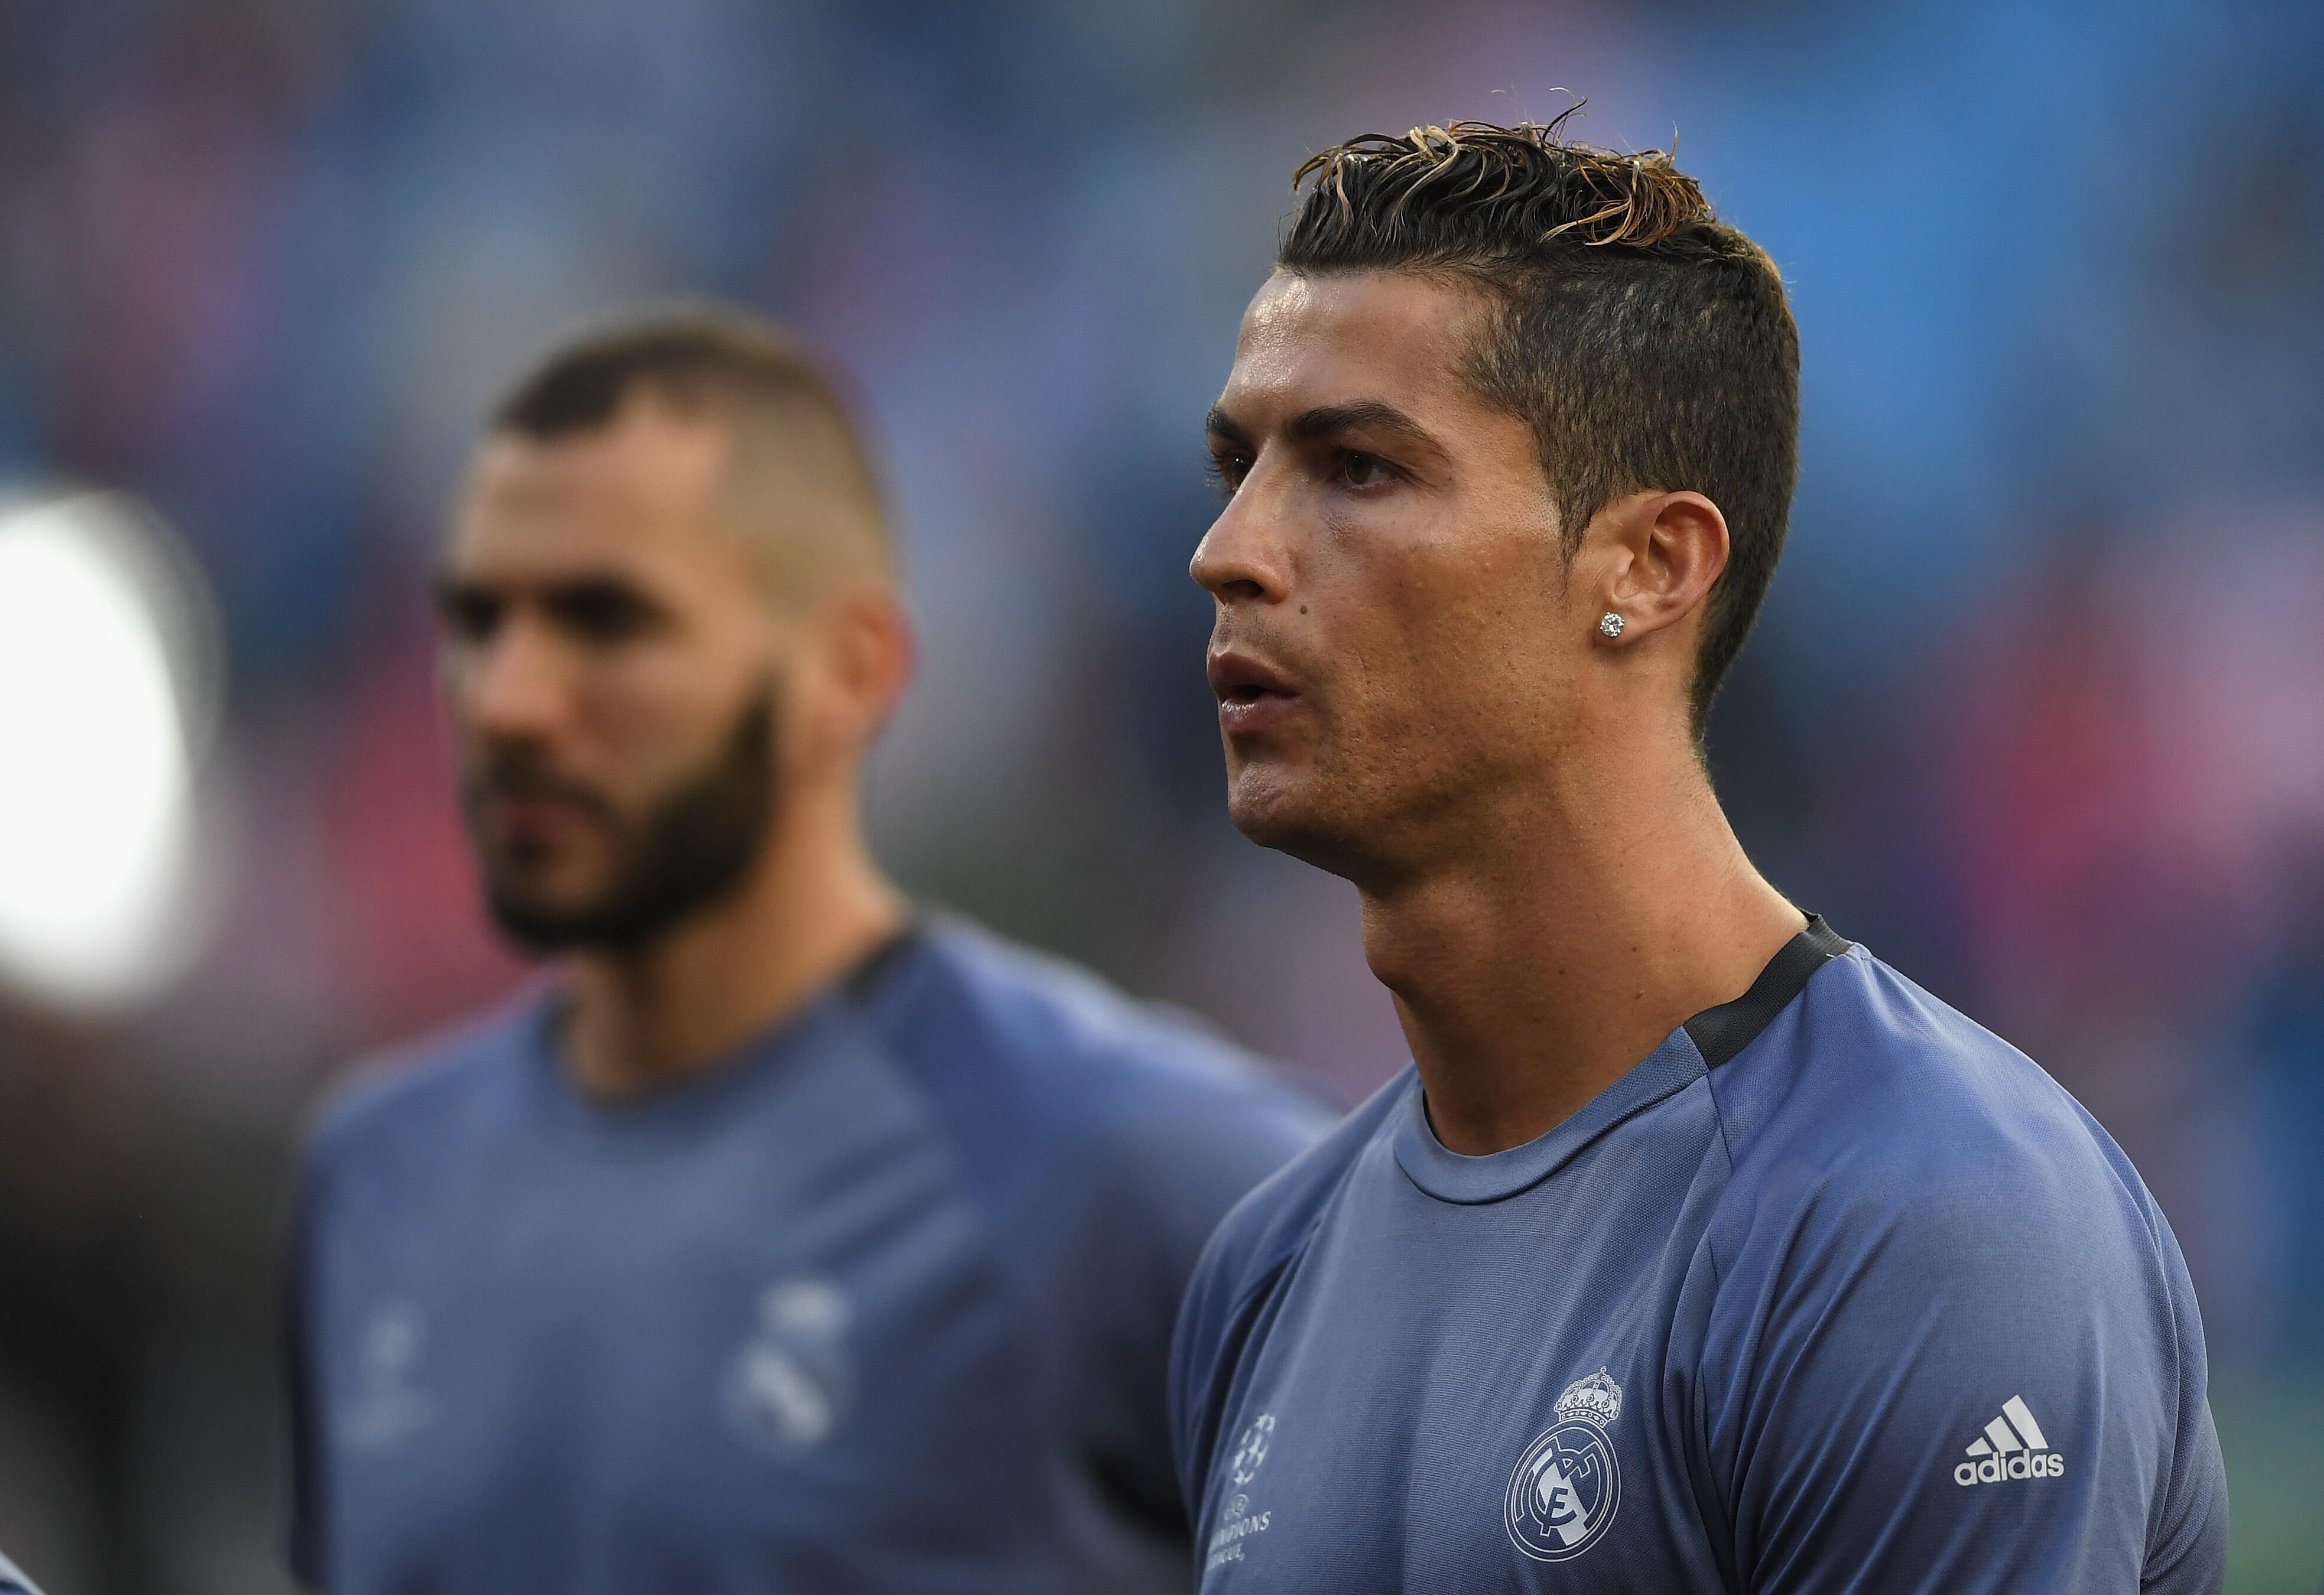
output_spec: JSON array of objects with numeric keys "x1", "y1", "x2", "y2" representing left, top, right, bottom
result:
[
  {"x1": 792, "y1": 585, "x2": 916, "y2": 769},
  {"x1": 823, "y1": 585, "x2": 916, "y2": 744},
  {"x1": 1593, "y1": 491, "x2": 1728, "y2": 647}
]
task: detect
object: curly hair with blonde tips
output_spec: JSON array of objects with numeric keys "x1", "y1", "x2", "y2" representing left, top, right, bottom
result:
[
  {"x1": 1291, "y1": 116, "x2": 1716, "y2": 254},
  {"x1": 1281, "y1": 110, "x2": 1799, "y2": 745}
]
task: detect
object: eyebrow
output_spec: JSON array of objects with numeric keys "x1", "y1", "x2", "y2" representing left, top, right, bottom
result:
[
  {"x1": 430, "y1": 569, "x2": 650, "y2": 607},
  {"x1": 1204, "y1": 405, "x2": 1254, "y2": 448},
  {"x1": 1286, "y1": 401, "x2": 1439, "y2": 451},
  {"x1": 1205, "y1": 400, "x2": 1445, "y2": 457}
]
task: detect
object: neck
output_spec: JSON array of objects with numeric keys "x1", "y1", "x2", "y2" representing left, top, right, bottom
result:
[
  {"x1": 560, "y1": 779, "x2": 904, "y2": 1100},
  {"x1": 1359, "y1": 715, "x2": 1802, "y2": 1156}
]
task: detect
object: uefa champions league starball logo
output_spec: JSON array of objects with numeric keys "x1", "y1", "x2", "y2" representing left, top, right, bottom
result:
[
  {"x1": 342, "y1": 1300, "x2": 437, "y2": 1452},
  {"x1": 1505, "y1": 1369, "x2": 1624, "y2": 1563},
  {"x1": 1229, "y1": 1412, "x2": 1274, "y2": 1487}
]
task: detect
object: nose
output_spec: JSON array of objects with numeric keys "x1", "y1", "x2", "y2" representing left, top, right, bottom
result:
[
  {"x1": 453, "y1": 614, "x2": 573, "y2": 744},
  {"x1": 1189, "y1": 474, "x2": 1292, "y2": 607}
]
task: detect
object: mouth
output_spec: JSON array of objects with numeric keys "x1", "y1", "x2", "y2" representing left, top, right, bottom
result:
[
  {"x1": 487, "y1": 793, "x2": 589, "y2": 830},
  {"x1": 1207, "y1": 650, "x2": 1301, "y2": 733},
  {"x1": 466, "y1": 767, "x2": 615, "y2": 852}
]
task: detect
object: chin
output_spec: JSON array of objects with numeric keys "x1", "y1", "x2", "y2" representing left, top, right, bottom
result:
[
  {"x1": 479, "y1": 838, "x2": 599, "y2": 898},
  {"x1": 489, "y1": 886, "x2": 655, "y2": 956},
  {"x1": 479, "y1": 866, "x2": 604, "y2": 940},
  {"x1": 1225, "y1": 767, "x2": 1366, "y2": 878}
]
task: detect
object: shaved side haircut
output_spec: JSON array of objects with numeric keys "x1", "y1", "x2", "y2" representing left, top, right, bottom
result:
[
  {"x1": 490, "y1": 302, "x2": 890, "y2": 591},
  {"x1": 1280, "y1": 113, "x2": 1799, "y2": 740}
]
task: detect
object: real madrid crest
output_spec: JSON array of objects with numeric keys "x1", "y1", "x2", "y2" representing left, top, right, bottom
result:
[
  {"x1": 722, "y1": 1276, "x2": 855, "y2": 1451},
  {"x1": 1504, "y1": 1368, "x2": 1624, "y2": 1563}
]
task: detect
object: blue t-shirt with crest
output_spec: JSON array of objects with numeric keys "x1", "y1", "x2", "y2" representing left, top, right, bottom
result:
[
  {"x1": 290, "y1": 917, "x2": 1326, "y2": 1594},
  {"x1": 1171, "y1": 922, "x2": 2227, "y2": 1593}
]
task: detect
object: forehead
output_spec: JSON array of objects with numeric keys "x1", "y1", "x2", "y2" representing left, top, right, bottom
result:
[
  {"x1": 1222, "y1": 270, "x2": 1490, "y2": 417},
  {"x1": 450, "y1": 403, "x2": 742, "y2": 581}
]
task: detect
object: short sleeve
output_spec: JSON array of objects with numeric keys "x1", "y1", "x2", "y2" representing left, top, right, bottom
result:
[
  {"x1": 1168, "y1": 1219, "x2": 1249, "y2": 1518},
  {"x1": 1072, "y1": 1070, "x2": 1328, "y2": 1535},
  {"x1": 1167, "y1": 1075, "x2": 1405, "y2": 1520},
  {"x1": 1696, "y1": 1148, "x2": 2227, "y2": 1594}
]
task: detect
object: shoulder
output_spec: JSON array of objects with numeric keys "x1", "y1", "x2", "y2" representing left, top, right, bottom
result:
[
  {"x1": 1707, "y1": 943, "x2": 2186, "y2": 1329},
  {"x1": 866, "y1": 915, "x2": 1330, "y2": 1160},
  {"x1": 300, "y1": 988, "x2": 550, "y2": 1183},
  {"x1": 1720, "y1": 947, "x2": 2159, "y2": 1211},
  {"x1": 1692, "y1": 949, "x2": 2220, "y2": 1587}
]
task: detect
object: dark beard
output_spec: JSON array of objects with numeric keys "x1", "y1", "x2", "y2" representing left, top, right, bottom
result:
[{"x1": 464, "y1": 689, "x2": 777, "y2": 955}]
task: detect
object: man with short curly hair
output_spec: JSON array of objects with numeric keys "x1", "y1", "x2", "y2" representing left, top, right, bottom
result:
[{"x1": 1171, "y1": 118, "x2": 2226, "y2": 1592}]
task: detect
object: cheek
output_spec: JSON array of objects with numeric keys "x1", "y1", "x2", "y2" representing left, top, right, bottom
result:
[
  {"x1": 1336, "y1": 548, "x2": 1553, "y2": 723},
  {"x1": 575, "y1": 658, "x2": 741, "y2": 782}
]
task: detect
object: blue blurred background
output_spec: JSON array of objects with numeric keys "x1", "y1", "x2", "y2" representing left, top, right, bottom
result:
[{"x1": 1, "y1": 0, "x2": 2321, "y2": 1589}]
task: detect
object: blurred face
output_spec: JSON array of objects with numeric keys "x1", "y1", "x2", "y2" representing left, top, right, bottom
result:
[
  {"x1": 438, "y1": 402, "x2": 789, "y2": 952},
  {"x1": 1193, "y1": 271, "x2": 1592, "y2": 881}
]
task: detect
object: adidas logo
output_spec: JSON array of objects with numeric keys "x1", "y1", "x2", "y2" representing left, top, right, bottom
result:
[{"x1": 1953, "y1": 1397, "x2": 2065, "y2": 1486}]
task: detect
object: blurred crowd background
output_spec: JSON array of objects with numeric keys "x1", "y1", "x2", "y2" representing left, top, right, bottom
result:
[{"x1": 1, "y1": 0, "x2": 2321, "y2": 1589}]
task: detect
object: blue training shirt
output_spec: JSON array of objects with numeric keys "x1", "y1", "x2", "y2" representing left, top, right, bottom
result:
[
  {"x1": 289, "y1": 916, "x2": 1328, "y2": 1594},
  {"x1": 1171, "y1": 920, "x2": 2227, "y2": 1593}
]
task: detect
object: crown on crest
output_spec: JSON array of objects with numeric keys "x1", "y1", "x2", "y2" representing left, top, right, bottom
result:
[{"x1": 1554, "y1": 1368, "x2": 1624, "y2": 1428}]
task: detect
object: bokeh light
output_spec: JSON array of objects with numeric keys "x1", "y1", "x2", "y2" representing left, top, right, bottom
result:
[{"x1": 0, "y1": 490, "x2": 220, "y2": 1010}]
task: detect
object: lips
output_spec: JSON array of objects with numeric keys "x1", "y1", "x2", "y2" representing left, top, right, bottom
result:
[
  {"x1": 462, "y1": 760, "x2": 616, "y2": 852},
  {"x1": 1208, "y1": 649, "x2": 1301, "y2": 735},
  {"x1": 487, "y1": 794, "x2": 593, "y2": 839}
]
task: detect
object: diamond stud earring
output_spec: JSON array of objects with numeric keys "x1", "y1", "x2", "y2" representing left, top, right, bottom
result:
[{"x1": 1598, "y1": 612, "x2": 1626, "y2": 639}]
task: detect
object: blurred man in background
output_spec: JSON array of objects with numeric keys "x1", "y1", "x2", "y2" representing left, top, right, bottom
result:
[
  {"x1": 285, "y1": 304, "x2": 1324, "y2": 1594},
  {"x1": 0, "y1": 1549, "x2": 43, "y2": 1594},
  {"x1": 1172, "y1": 121, "x2": 2226, "y2": 1591}
]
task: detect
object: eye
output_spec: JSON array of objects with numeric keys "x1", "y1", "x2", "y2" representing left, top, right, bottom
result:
[
  {"x1": 547, "y1": 581, "x2": 659, "y2": 645},
  {"x1": 1205, "y1": 448, "x2": 1252, "y2": 498},
  {"x1": 1334, "y1": 451, "x2": 1396, "y2": 490},
  {"x1": 436, "y1": 587, "x2": 502, "y2": 643}
]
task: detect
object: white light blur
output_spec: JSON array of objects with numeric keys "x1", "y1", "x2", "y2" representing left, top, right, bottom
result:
[{"x1": 0, "y1": 489, "x2": 221, "y2": 1010}]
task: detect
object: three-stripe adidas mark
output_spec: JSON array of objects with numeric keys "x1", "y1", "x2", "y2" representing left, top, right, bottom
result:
[{"x1": 1954, "y1": 1397, "x2": 2065, "y2": 1486}]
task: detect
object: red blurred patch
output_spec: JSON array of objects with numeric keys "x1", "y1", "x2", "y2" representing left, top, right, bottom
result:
[{"x1": 318, "y1": 633, "x2": 532, "y2": 1046}]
